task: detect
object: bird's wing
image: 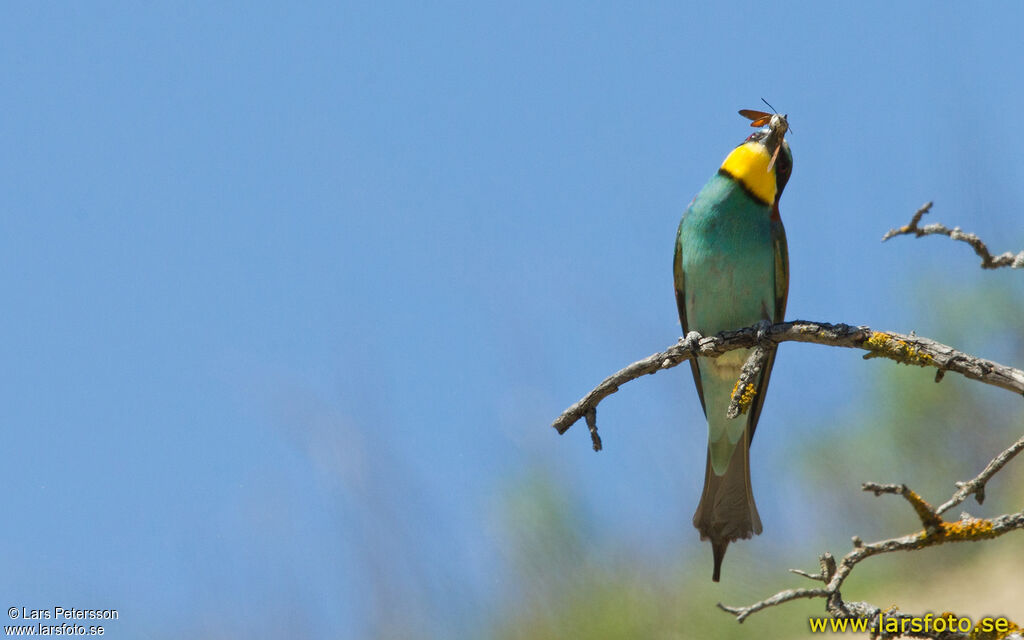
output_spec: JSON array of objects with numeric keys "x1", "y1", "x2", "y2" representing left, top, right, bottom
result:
[
  {"x1": 674, "y1": 219, "x2": 707, "y2": 417},
  {"x1": 746, "y1": 216, "x2": 789, "y2": 441}
]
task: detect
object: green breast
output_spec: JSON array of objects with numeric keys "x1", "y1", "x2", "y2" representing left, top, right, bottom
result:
[{"x1": 677, "y1": 173, "x2": 775, "y2": 336}]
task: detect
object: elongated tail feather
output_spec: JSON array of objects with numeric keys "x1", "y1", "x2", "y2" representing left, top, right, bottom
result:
[{"x1": 692, "y1": 427, "x2": 761, "y2": 582}]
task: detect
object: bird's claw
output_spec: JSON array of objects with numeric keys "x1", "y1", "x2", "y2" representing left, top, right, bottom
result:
[
  {"x1": 755, "y1": 319, "x2": 772, "y2": 344},
  {"x1": 683, "y1": 331, "x2": 703, "y2": 350}
]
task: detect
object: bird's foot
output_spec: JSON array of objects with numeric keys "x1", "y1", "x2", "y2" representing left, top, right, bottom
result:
[
  {"x1": 683, "y1": 331, "x2": 703, "y2": 350},
  {"x1": 755, "y1": 319, "x2": 772, "y2": 345}
]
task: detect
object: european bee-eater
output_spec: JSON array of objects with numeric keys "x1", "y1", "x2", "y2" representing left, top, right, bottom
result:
[{"x1": 673, "y1": 110, "x2": 791, "y2": 581}]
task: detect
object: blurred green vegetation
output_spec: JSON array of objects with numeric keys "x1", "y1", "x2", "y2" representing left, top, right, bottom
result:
[{"x1": 486, "y1": 469, "x2": 821, "y2": 640}]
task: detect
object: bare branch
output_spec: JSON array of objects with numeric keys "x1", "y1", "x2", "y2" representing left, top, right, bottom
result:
[
  {"x1": 824, "y1": 507, "x2": 1024, "y2": 591},
  {"x1": 861, "y1": 483, "x2": 943, "y2": 530},
  {"x1": 551, "y1": 321, "x2": 1024, "y2": 437},
  {"x1": 883, "y1": 202, "x2": 1024, "y2": 269},
  {"x1": 550, "y1": 330, "x2": 701, "y2": 435},
  {"x1": 583, "y1": 407, "x2": 602, "y2": 452},
  {"x1": 788, "y1": 567, "x2": 824, "y2": 582},
  {"x1": 717, "y1": 431, "x2": 1024, "y2": 631},
  {"x1": 935, "y1": 431, "x2": 1024, "y2": 515},
  {"x1": 726, "y1": 343, "x2": 771, "y2": 419},
  {"x1": 716, "y1": 587, "x2": 827, "y2": 622}
]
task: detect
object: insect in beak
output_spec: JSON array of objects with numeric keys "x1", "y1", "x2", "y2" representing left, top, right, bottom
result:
[
  {"x1": 738, "y1": 109, "x2": 774, "y2": 128},
  {"x1": 739, "y1": 102, "x2": 789, "y2": 172},
  {"x1": 766, "y1": 113, "x2": 788, "y2": 172},
  {"x1": 768, "y1": 141, "x2": 782, "y2": 172}
]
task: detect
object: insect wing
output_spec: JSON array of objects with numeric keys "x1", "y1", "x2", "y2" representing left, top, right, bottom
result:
[{"x1": 738, "y1": 109, "x2": 772, "y2": 127}]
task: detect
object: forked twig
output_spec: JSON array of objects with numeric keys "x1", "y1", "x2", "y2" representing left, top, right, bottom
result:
[{"x1": 883, "y1": 202, "x2": 1024, "y2": 269}]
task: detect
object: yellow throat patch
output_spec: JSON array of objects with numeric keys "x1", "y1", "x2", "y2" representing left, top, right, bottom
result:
[{"x1": 719, "y1": 142, "x2": 776, "y2": 205}]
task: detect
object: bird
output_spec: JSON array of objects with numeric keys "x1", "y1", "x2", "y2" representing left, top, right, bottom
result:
[{"x1": 672, "y1": 108, "x2": 792, "y2": 581}]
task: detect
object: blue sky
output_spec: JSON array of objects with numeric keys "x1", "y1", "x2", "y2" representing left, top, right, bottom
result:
[{"x1": 2, "y1": 3, "x2": 1023, "y2": 638}]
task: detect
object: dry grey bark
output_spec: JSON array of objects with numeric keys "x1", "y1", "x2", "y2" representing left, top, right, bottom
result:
[
  {"x1": 883, "y1": 202, "x2": 1024, "y2": 269},
  {"x1": 552, "y1": 320, "x2": 1024, "y2": 449}
]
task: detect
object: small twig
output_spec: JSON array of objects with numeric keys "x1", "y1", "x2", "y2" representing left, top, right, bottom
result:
[
  {"x1": 935, "y1": 431, "x2": 1024, "y2": 515},
  {"x1": 716, "y1": 587, "x2": 828, "y2": 623},
  {"x1": 861, "y1": 483, "x2": 943, "y2": 530},
  {"x1": 726, "y1": 344, "x2": 771, "y2": 419},
  {"x1": 551, "y1": 321, "x2": 1024, "y2": 438},
  {"x1": 883, "y1": 202, "x2": 1024, "y2": 269},
  {"x1": 583, "y1": 408, "x2": 602, "y2": 452},
  {"x1": 788, "y1": 567, "x2": 824, "y2": 582},
  {"x1": 551, "y1": 331, "x2": 702, "y2": 436},
  {"x1": 819, "y1": 553, "x2": 837, "y2": 581}
]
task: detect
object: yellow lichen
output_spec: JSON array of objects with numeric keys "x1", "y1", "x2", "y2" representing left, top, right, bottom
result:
[
  {"x1": 866, "y1": 332, "x2": 891, "y2": 350},
  {"x1": 730, "y1": 381, "x2": 758, "y2": 415},
  {"x1": 864, "y1": 332, "x2": 934, "y2": 367},
  {"x1": 740, "y1": 383, "x2": 757, "y2": 410},
  {"x1": 902, "y1": 488, "x2": 942, "y2": 528},
  {"x1": 938, "y1": 517, "x2": 996, "y2": 540}
]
